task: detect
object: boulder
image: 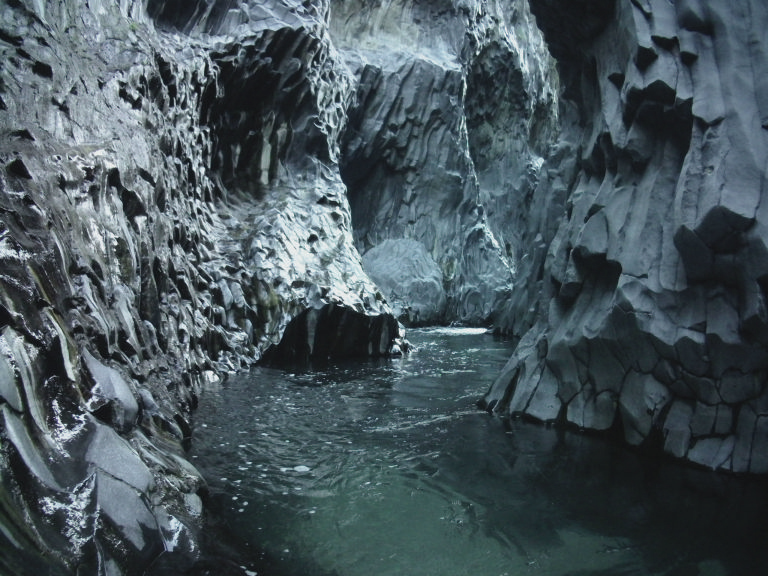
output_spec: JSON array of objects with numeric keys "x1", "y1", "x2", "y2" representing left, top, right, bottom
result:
[{"x1": 363, "y1": 239, "x2": 446, "y2": 325}]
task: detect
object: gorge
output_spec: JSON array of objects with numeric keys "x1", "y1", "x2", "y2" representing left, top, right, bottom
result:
[{"x1": 1, "y1": 0, "x2": 768, "y2": 574}]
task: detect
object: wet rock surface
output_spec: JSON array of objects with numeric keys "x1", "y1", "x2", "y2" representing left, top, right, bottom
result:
[
  {"x1": 483, "y1": 0, "x2": 768, "y2": 473},
  {"x1": 5, "y1": 0, "x2": 768, "y2": 572},
  {"x1": 0, "y1": 0, "x2": 402, "y2": 573}
]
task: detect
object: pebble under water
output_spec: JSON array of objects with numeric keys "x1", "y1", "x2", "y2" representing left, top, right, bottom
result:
[{"x1": 189, "y1": 328, "x2": 768, "y2": 576}]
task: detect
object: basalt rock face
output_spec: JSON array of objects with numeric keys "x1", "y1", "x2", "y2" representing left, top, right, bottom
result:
[
  {"x1": 0, "y1": 0, "x2": 400, "y2": 573},
  {"x1": 483, "y1": 0, "x2": 768, "y2": 473},
  {"x1": 331, "y1": 0, "x2": 559, "y2": 326}
]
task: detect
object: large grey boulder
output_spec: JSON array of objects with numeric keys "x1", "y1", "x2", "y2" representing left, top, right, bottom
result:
[
  {"x1": 362, "y1": 239, "x2": 447, "y2": 325},
  {"x1": 483, "y1": 0, "x2": 768, "y2": 474}
]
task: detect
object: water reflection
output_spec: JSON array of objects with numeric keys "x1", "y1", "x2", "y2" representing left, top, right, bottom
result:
[{"x1": 189, "y1": 329, "x2": 768, "y2": 576}]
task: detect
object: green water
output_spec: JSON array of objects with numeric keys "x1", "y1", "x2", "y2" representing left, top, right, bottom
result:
[{"x1": 189, "y1": 328, "x2": 768, "y2": 576}]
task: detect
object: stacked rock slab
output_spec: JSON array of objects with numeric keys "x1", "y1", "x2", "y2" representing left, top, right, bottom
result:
[
  {"x1": 483, "y1": 0, "x2": 768, "y2": 473},
  {"x1": 0, "y1": 0, "x2": 401, "y2": 573}
]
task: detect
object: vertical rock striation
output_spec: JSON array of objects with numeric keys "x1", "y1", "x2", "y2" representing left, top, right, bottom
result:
[
  {"x1": 13, "y1": 0, "x2": 768, "y2": 570},
  {"x1": 483, "y1": 0, "x2": 768, "y2": 473},
  {"x1": 331, "y1": 0, "x2": 559, "y2": 326},
  {"x1": 0, "y1": 0, "x2": 401, "y2": 573}
]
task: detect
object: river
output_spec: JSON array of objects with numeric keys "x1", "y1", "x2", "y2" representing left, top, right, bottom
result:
[{"x1": 188, "y1": 328, "x2": 768, "y2": 576}]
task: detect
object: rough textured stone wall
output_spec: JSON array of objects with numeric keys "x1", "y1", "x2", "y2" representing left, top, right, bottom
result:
[
  {"x1": 483, "y1": 0, "x2": 768, "y2": 474},
  {"x1": 0, "y1": 1, "x2": 401, "y2": 573},
  {"x1": 331, "y1": 0, "x2": 559, "y2": 326},
  {"x1": 14, "y1": 0, "x2": 767, "y2": 570}
]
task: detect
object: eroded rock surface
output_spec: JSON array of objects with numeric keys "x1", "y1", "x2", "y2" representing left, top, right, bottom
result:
[
  {"x1": 0, "y1": 0, "x2": 401, "y2": 573},
  {"x1": 362, "y1": 239, "x2": 447, "y2": 325},
  {"x1": 9, "y1": 0, "x2": 768, "y2": 571},
  {"x1": 483, "y1": 0, "x2": 768, "y2": 474},
  {"x1": 331, "y1": 0, "x2": 559, "y2": 326}
]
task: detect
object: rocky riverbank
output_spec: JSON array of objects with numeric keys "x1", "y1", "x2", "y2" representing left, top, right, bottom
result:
[
  {"x1": 483, "y1": 0, "x2": 768, "y2": 475},
  {"x1": 4, "y1": 0, "x2": 768, "y2": 573},
  {"x1": 0, "y1": 1, "x2": 404, "y2": 572}
]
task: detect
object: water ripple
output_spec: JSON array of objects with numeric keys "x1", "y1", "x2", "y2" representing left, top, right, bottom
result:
[{"x1": 191, "y1": 329, "x2": 768, "y2": 576}]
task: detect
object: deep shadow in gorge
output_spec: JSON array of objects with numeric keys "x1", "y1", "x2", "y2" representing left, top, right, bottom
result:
[{"x1": 1, "y1": 0, "x2": 768, "y2": 574}]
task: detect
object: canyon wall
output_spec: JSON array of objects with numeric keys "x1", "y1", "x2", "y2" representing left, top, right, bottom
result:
[
  {"x1": 0, "y1": 0, "x2": 553, "y2": 573},
  {"x1": 483, "y1": 0, "x2": 768, "y2": 474},
  {"x1": 8, "y1": 0, "x2": 768, "y2": 571},
  {"x1": 0, "y1": 0, "x2": 402, "y2": 573},
  {"x1": 333, "y1": 0, "x2": 558, "y2": 325}
]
